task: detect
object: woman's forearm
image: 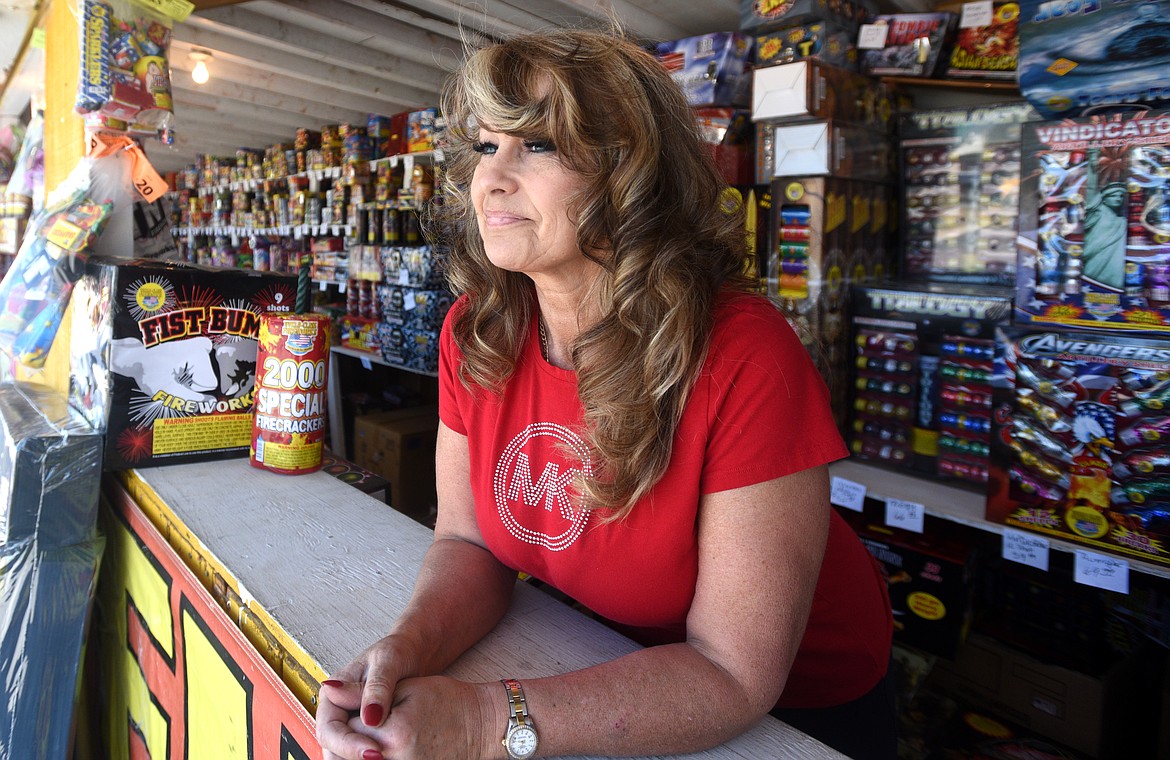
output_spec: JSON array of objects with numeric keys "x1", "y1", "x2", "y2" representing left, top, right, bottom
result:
[
  {"x1": 389, "y1": 536, "x2": 519, "y2": 677},
  {"x1": 474, "y1": 640, "x2": 771, "y2": 759}
]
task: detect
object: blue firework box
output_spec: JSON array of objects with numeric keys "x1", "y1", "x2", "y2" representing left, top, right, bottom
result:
[
  {"x1": 656, "y1": 32, "x2": 754, "y2": 108},
  {"x1": 1019, "y1": 0, "x2": 1170, "y2": 119}
]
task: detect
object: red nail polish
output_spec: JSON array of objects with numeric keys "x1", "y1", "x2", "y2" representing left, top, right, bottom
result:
[
  {"x1": 362, "y1": 751, "x2": 383, "y2": 760},
  {"x1": 362, "y1": 703, "x2": 384, "y2": 726},
  {"x1": 321, "y1": 679, "x2": 344, "y2": 688}
]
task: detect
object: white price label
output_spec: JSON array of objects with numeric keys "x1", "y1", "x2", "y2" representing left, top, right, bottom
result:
[
  {"x1": 398, "y1": 267, "x2": 410, "y2": 285},
  {"x1": 960, "y1": 0, "x2": 994, "y2": 27},
  {"x1": 339, "y1": 281, "x2": 347, "y2": 294},
  {"x1": 1074, "y1": 551, "x2": 1129, "y2": 593},
  {"x1": 857, "y1": 23, "x2": 889, "y2": 49},
  {"x1": 884, "y1": 498, "x2": 924, "y2": 533},
  {"x1": 360, "y1": 357, "x2": 373, "y2": 371},
  {"x1": 404, "y1": 291, "x2": 417, "y2": 310},
  {"x1": 433, "y1": 148, "x2": 445, "y2": 162},
  {"x1": 1002, "y1": 528, "x2": 1049, "y2": 571},
  {"x1": 319, "y1": 280, "x2": 327, "y2": 291},
  {"x1": 404, "y1": 155, "x2": 415, "y2": 175},
  {"x1": 830, "y1": 477, "x2": 867, "y2": 513}
]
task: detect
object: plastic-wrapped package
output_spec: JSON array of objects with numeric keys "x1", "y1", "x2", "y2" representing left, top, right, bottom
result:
[
  {"x1": 75, "y1": 0, "x2": 191, "y2": 140},
  {"x1": 0, "y1": 382, "x2": 104, "y2": 759},
  {"x1": 0, "y1": 137, "x2": 167, "y2": 369},
  {"x1": 5, "y1": 111, "x2": 45, "y2": 215}
]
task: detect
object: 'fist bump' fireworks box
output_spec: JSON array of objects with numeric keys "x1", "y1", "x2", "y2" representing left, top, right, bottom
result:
[{"x1": 70, "y1": 256, "x2": 298, "y2": 469}]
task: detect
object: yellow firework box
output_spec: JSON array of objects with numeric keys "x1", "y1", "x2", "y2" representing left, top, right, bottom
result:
[{"x1": 250, "y1": 313, "x2": 331, "y2": 475}]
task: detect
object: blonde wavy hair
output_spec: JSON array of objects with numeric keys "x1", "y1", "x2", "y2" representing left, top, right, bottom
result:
[{"x1": 431, "y1": 25, "x2": 753, "y2": 520}]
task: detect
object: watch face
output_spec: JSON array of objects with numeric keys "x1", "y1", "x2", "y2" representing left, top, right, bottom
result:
[{"x1": 506, "y1": 725, "x2": 538, "y2": 758}]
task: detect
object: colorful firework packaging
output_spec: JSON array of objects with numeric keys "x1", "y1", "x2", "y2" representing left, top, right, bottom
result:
[
  {"x1": 1016, "y1": 110, "x2": 1170, "y2": 335},
  {"x1": 0, "y1": 188, "x2": 113, "y2": 368},
  {"x1": 69, "y1": 256, "x2": 297, "y2": 469},
  {"x1": 988, "y1": 328, "x2": 1170, "y2": 566},
  {"x1": 250, "y1": 314, "x2": 331, "y2": 475}
]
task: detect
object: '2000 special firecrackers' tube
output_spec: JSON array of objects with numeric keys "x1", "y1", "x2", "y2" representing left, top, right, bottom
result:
[{"x1": 250, "y1": 313, "x2": 330, "y2": 474}]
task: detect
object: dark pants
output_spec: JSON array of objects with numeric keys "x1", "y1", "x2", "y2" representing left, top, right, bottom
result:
[{"x1": 769, "y1": 669, "x2": 898, "y2": 760}]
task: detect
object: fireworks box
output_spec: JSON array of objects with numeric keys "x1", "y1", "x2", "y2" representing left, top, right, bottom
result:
[
  {"x1": 840, "y1": 509, "x2": 981, "y2": 659},
  {"x1": 740, "y1": 0, "x2": 864, "y2": 33},
  {"x1": 375, "y1": 285, "x2": 453, "y2": 331},
  {"x1": 860, "y1": 12, "x2": 957, "y2": 78},
  {"x1": 1016, "y1": 111, "x2": 1170, "y2": 335},
  {"x1": 339, "y1": 314, "x2": 381, "y2": 353},
  {"x1": 656, "y1": 32, "x2": 754, "y2": 108},
  {"x1": 758, "y1": 119, "x2": 894, "y2": 181},
  {"x1": 988, "y1": 327, "x2": 1170, "y2": 567},
  {"x1": 69, "y1": 256, "x2": 298, "y2": 470},
  {"x1": 769, "y1": 176, "x2": 897, "y2": 430},
  {"x1": 944, "y1": 2, "x2": 1020, "y2": 80},
  {"x1": 930, "y1": 632, "x2": 1148, "y2": 758},
  {"x1": 754, "y1": 20, "x2": 856, "y2": 70},
  {"x1": 751, "y1": 59, "x2": 894, "y2": 131},
  {"x1": 850, "y1": 282, "x2": 1014, "y2": 487},
  {"x1": 898, "y1": 102, "x2": 1039, "y2": 286},
  {"x1": 1018, "y1": 0, "x2": 1170, "y2": 119}
]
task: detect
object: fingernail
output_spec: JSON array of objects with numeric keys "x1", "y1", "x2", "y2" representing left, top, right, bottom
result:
[
  {"x1": 362, "y1": 703, "x2": 384, "y2": 726},
  {"x1": 363, "y1": 751, "x2": 384, "y2": 760},
  {"x1": 321, "y1": 679, "x2": 344, "y2": 688}
]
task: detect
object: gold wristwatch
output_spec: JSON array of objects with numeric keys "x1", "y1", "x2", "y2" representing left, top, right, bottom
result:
[{"x1": 500, "y1": 678, "x2": 539, "y2": 759}]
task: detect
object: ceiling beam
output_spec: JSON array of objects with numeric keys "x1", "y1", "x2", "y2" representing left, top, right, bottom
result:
[
  {"x1": 246, "y1": 0, "x2": 464, "y2": 71},
  {"x1": 171, "y1": 25, "x2": 438, "y2": 107},
  {"x1": 189, "y1": 7, "x2": 448, "y2": 93},
  {"x1": 169, "y1": 41, "x2": 416, "y2": 115}
]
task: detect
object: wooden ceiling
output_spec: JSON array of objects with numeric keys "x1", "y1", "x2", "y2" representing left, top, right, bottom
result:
[{"x1": 150, "y1": 0, "x2": 746, "y2": 173}]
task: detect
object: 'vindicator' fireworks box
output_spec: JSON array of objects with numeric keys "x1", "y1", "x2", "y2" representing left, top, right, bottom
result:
[
  {"x1": 988, "y1": 327, "x2": 1170, "y2": 567},
  {"x1": 69, "y1": 256, "x2": 298, "y2": 470},
  {"x1": 1016, "y1": 111, "x2": 1170, "y2": 335}
]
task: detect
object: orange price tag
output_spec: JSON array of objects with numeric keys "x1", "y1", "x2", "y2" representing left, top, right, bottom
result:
[{"x1": 126, "y1": 144, "x2": 168, "y2": 203}]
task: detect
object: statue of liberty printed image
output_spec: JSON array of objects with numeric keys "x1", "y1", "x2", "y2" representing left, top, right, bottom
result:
[{"x1": 1080, "y1": 147, "x2": 1128, "y2": 292}]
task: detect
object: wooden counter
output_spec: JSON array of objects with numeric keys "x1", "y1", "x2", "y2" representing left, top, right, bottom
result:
[{"x1": 115, "y1": 459, "x2": 845, "y2": 760}]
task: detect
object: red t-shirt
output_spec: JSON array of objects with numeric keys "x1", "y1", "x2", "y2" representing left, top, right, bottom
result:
[{"x1": 439, "y1": 292, "x2": 892, "y2": 708}]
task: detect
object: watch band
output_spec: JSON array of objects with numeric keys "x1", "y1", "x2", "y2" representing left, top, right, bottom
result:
[
  {"x1": 501, "y1": 678, "x2": 531, "y2": 725},
  {"x1": 500, "y1": 678, "x2": 538, "y2": 759}
]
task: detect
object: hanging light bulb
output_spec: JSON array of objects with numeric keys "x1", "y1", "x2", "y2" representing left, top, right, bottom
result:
[{"x1": 189, "y1": 50, "x2": 212, "y2": 84}]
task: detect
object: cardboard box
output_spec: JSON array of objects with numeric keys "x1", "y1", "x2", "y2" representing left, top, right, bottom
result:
[
  {"x1": 850, "y1": 282, "x2": 1013, "y2": 486},
  {"x1": 842, "y1": 513, "x2": 981, "y2": 659},
  {"x1": 944, "y1": 2, "x2": 1019, "y2": 80},
  {"x1": 656, "y1": 32, "x2": 753, "y2": 108},
  {"x1": 986, "y1": 327, "x2": 1170, "y2": 567},
  {"x1": 755, "y1": 20, "x2": 856, "y2": 69},
  {"x1": 352, "y1": 406, "x2": 438, "y2": 518},
  {"x1": 897, "y1": 102, "x2": 1038, "y2": 286},
  {"x1": 69, "y1": 256, "x2": 298, "y2": 470},
  {"x1": 1018, "y1": 0, "x2": 1170, "y2": 119},
  {"x1": 740, "y1": 0, "x2": 863, "y2": 33},
  {"x1": 861, "y1": 12, "x2": 957, "y2": 78},
  {"x1": 1015, "y1": 111, "x2": 1170, "y2": 335},
  {"x1": 751, "y1": 60, "x2": 893, "y2": 130},
  {"x1": 761, "y1": 120, "x2": 893, "y2": 181},
  {"x1": 929, "y1": 633, "x2": 1147, "y2": 758}
]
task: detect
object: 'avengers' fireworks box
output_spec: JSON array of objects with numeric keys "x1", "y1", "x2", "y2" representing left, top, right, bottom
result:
[
  {"x1": 1018, "y1": 0, "x2": 1170, "y2": 119},
  {"x1": 1016, "y1": 111, "x2": 1170, "y2": 335},
  {"x1": 988, "y1": 327, "x2": 1170, "y2": 567},
  {"x1": 69, "y1": 256, "x2": 298, "y2": 470},
  {"x1": 860, "y1": 12, "x2": 957, "y2": 78}
]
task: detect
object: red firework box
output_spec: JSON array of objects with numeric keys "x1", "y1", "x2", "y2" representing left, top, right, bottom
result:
[{"x1": 69, "y1": 255, "x2": 298, "y2": 470}]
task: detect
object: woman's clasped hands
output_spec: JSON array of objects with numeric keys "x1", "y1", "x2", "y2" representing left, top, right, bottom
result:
[{"x1": 315, "y1": 635, "x2": 496, "y2": 760}]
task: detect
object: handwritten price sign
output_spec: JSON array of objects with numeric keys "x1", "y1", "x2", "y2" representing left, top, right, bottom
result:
[
  {"x1": 885, "y1": 498, "x2": 924, "y2": 533},
  {"x1": 829, "y1": 477, "x2": 866, "y2": 513},
  {"x1": 1002, "y1": 528, "x2": 1050, "y2": 572},
  {"x1": 1074, "y1": 551, "x2": 1129, "y2": 594}
]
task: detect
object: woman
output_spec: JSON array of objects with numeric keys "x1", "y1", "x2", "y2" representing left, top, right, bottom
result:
[{"x1": 317, "y1": 26, "x2": 894, "y2": 760}]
